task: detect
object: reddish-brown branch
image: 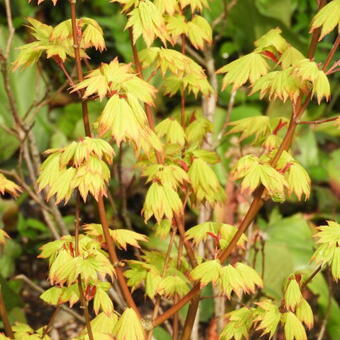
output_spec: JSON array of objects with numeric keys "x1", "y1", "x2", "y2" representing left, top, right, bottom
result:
[
  {"x1": 69, "y1": 0, "x2": 139, "y2": 317},
  {"x1": 153, "y1": 90, "x2": 313, "y2": 327},
  {"x1": 322, "y1": 35, "x2": 340, "y2": 71},
  {"x1": 97, "y1": 197, "x2": 141, "y2": 316},
  {"x1": 69, "y1": 0, "x2": 92, "y2": 137},
  {"x1": 307, "y1": 0, "x2": 326, "y2": 59},
  {"x1": 75, "y1": 193, "x2": 94, "y2": 340},
  {"x1": 180, "y1": 35, "x2": 187, "y2": 128},
  {"x1": 297, "y1": 116, "x2": 338, "y2": 125},
  {"x1": 301, "y1": 265, "x2": 322, "y2": 289},
  {"x1": 175, "y1": 214, "x2": 198, "y2": 268},
  {"x1": 128, "y1": 28, "x2": 156, "y2": 130},
  {"x1": 0, "y1": 286, "x2": 14, "y2": 338}
]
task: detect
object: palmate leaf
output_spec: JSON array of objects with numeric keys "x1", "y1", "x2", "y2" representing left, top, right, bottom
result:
[
  {"x1": 284, "y1": 278, "x2": 303, "y2": 311},
  {"x1": 158, "y1": 271, "x2": 191, "y2": 298},
  {"x1": 73, "y1": 58, "x2": 156, "y2": 102},
  {"x1": 124, "y1": 262, "x2": 148, "y2": 289},
  {"x1": 286, "y1": 162, "x2": 311, "y2": 200},
  {"x1": 311, "y1": 221, "x2": 340, "y2": 281},
  {"x1": 254, "y1": 27, "x2": 288, "y2": 53},
  {"x1": 51, "y1": 18, "x2": 105, "y2": 51},
  {"x1": 93, "y1": 287, "x2": 114, "y2": 315},
  {"x1": 185, "y1": 222, "x2": 247, "y2": 249},
  {"x1": 283, "y1": 312, "x2": 307, "y2": 340},
  {"x1": 251, "y1": 68, "x2": 307, "y2": 103},
  {"x1": 220, "y1": 308, "x2": 254, "y2": 340},
  {"x1": 232, "y1": 158, "x2": 288, "y2": 199},
  {"x1": 59, "y1": 284, "x2": 80, "y2": 307},
  {"x1": 187, "y1": 16, "x2": 212, "y2": 49},
  {"x1": 279, "y1": 45, "x2": 305, "y2": 69},
  {"x1": 141, "y1": 163, "x2": 189, "y2": 189},
  {"x1": 146, "y1": 270, "x2": 162, "y2": 299},
  {"x1": 113, "y1": 308, "x2": 144, "y2": 340},
  {"x1": 254, "y1": 299, "x2": 281, "y2": 338},
  {"x1": 38, "y1": 236, "x2": 72, "y2": 262},
  {"x1": 111, "y1": 230, "x2": 148, "y2": 250},
  {"x1": 227, "y1": 116, "x2": 271, "y2": 142},
  {"x1": 166, "y1": 15, "x2": 187, "y2": 40},
  {"x1": 0, "y1": 174, "x2": 21, "y2": 197},
  {"x1": 139, "y1": 47, "x2": 205, "y2": 78},
  {"x1": 185, "y1": 117, "x2": 212, "y2": 145},
  {"x1": 155, "y1": 118, "x2": 186, "y2": 146},
  {"x1": 40, "y1": 287, "x2": 63, "y2": 305},
  {"x1": 296, "y1": 298, "x2": 314, "y2": 329},
  {"x1": 97, "y1": 93, "x2": 162, "y2": 153},
  {"x1": 139, "y1": 47, "x2": 212, "y2": 96},
  {"x1": 167, "y1": 15, "x2": 212, "y2": 49},
  {"x1": 142, "y1": 182, "x2": 183, "y2": 223},
  {"x1": 310, "y1": 0, "x2": 340, "y2": 40},
  {"x1": 11, "y1": 323, "x2": 51, "y2": 340},
  {"x1": 293, "y1": 59, "x2": 330, "y2": 103},
  {"x1": 42, "y1": 284, "x2": 80, "y2": 309},
  {"x1": 217, "y1": 263, "x2": 262, "y2": 299},
  {"x1": 155, "y1": 0, "x2": 179, "y2": 15},
  {"x1": 126, "y1": 0, "x2": 167, "y2": 47},
  {"x1": 38, "y1": 138, "x2": 114, "y2": 203},
  {"x1": 84, "y1": 224, "x2": 148, "y2": 250},
  {"x1": 190, "y1": 259, "x2": 222, "y2": 285},
  {"x1": 277, "y1": 151, "x2": 311, "y2": 200},
  {"x1": 188, "y1": 158, "x2": 224, "y2": 204},
  {"x1": 163, "y1": 74, "x2": 212, "y2": 97},
  {"x1": 91, "y1": 312, "x2": 118, "y2": 335},
  {"x1": 13, "y1": 18, "x2": 72, "y2": 69},
  {"x1": 217, "y1": 52, "x2": 269, "y2": 91}
]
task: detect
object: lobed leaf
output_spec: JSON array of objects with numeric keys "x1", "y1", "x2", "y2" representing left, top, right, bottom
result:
[
  {"x1": 113, "y1": 308, "x2": 144, "y2": 340},
  {"x1": 310, "y1": 0, "x2": 340, "y2": 40},
  {"x1": 217, "y1": 52, "x2": 269, "y2": 91}
]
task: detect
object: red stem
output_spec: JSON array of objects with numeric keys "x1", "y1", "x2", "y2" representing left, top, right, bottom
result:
[{"x1": 69, "y1": 0, "x2": 140, "y2": 316}]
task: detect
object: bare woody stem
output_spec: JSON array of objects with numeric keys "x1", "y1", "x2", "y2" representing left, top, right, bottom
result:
[
  {"x1": 153, "y1": 6, "x2": 340, "y2": 324},
  {"x1": 147, "y1": 228, "x2": 177, "y2": 340},
  {"x1": 69, "y1": 0, "x2": 92, "y2": 137},
  {"x1": 307, "y1": 0, "x2": 326, "y2": 59},
  {"x1": 69, "y1": 0, "x2": 140, "y2": 316},
  {"x1": 75, "y1": 193, "x2": 94, "y2": 340},
  {"x1": 97, "y1": 197, "x2": 141, "y2": 316},
  {"x1": 297, "y1": 116, "x2": 338, "y2": 125},
  {"x1": 128, "y1": 28, "x2": 156, "y2": 130},
  {"x1": 180, "y1": 35, "x2": 186, "y2": 128},
  {"x1": 322, "y1": 35, "x2": 340, "y2": 71},
  {"x1": 0, "y1": 286, "x2": 14, "y2": 338}
]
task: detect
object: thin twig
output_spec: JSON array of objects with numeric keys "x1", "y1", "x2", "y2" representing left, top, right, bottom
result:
[
  {"x1": 42, "y1": 307, "x2": 61, "y2": 338},
  {"x1": 13, "y1": 275, "x2": 85, "y2": 323},
  {"x1": 297, "y1": 116, "x2": 338, "y2": 125},
  {"x1": 316, "y1": 271, "x2": 332, "y2": 340},
  {"x1": 0, "y1": 286, "x2": 14, "y2": 338},
  {"x1": 322, "y1": 35, "x2": 340, "y2": 71},
  {"x1": 4, "y1": 0, "x2": 15, "y2": 59},
  {"x1": 75, "y1": 193, "x2": 94, "y2": 340},
  {"x1": 147, "y1": 228, "x2": 177, "y2": 340}
]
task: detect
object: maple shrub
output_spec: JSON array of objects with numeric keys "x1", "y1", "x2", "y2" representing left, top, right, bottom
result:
[{"x1": 0, "y1": 0, "x2": 340, "y2": 340}]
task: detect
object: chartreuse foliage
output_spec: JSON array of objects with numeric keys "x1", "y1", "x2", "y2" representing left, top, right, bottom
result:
[
  {"x1": 1, "y1": 0, "x2": 339, "y2": 340},
  {"x1": 13, "y1": 17, "x2": 104, "y2": 69},
  {"x1": 218, "y1": 27, "x2": 331, "y2": 104},
  {"x1": 0, "y1": 174, "x2": 21, "y2": 196},
  {"x1": 312, "y1": 221, "x2": 340, "y2": 281},
  {"x1": 37, "y1": 137, "x2": 114, "y2": 203}
]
